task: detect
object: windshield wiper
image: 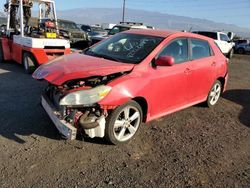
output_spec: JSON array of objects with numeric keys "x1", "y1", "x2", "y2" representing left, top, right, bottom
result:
[{"x1": 96, "y1": 54, "x2": 121, "y2": 62}]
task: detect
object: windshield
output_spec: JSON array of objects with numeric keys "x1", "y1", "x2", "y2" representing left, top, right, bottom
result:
[
  {"x1": 84, "y1": 33, "x2": 163, "y2": 64},
  {"x1": 91, "y1": 26, "x2": 106, "y2": 33},
  {"x1": 38, "y1": 2, "x2": 56, "y2": 20},
  {"x1": 58, "y1": 21, "x2": 78, "y2": 30}
]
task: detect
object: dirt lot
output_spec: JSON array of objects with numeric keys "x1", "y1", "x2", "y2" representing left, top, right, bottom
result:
[{"x1": 0, "y1": 55, "x2": 249, "y2": 188}]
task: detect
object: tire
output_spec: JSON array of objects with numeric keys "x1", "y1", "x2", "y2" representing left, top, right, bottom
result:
[
  {"x1": 0, "y1": 43, "x2": 4, "y2": 63},
  {"x1": 227, "y1": 48, "x2": 234, "y2": 59},
  {"x1": 237, "y1": 48, "x2": 245, "y2": 54},
  {"x1": 206, "y1": 80, "x2": 222, "y2": 107},
  {"x1": 23, "y1": 52, "x2": 36, "y2": 74},
  {"x1": 105, "y1": 100, "x2": 143, "y2": 145}
]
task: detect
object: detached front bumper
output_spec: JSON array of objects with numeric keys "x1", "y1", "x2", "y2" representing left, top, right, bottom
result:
[{"x1": 41, "y1": 94, "x2": 77, "y2": 140}]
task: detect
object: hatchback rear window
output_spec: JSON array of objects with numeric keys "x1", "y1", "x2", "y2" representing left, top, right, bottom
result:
[{"x1": 195, "y1": 32, "x2": 218, "y2": 40}]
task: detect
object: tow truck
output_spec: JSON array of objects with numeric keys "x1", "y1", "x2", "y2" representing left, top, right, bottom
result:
[{"x1": 0, "y1": 0, "x2": 70, "y2": 73}]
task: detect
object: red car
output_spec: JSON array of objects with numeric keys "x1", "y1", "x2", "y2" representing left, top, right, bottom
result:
[{"x1": 33, "y1": 29, "x2": 228, "y2": 145}]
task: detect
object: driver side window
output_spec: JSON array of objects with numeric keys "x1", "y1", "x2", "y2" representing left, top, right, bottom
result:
[{"x1": 159, "y1": 38, "x2": 188, "y2": 64}]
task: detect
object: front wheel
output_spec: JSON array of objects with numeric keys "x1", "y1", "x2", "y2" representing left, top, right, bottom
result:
[
  {"x1": 0, "y1": 44, "x2": 4, "y2": 63},
  {"x1": 206, "y1": 80, "x2": 222, "y2": 107},
  {"x1": 237, "y1": 48, "x2": 245, "y2": 54},
  {"x1": 105, "y1": 100, "x2": 143, "y2": 145},
  {"x1": 23, "y1": 52, "x2": 36, "y2": 74}
]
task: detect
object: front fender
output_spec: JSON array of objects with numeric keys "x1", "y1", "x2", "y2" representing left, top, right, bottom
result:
[{"x1": 98, "y1": 74, "x2": 150, "y2": 109}]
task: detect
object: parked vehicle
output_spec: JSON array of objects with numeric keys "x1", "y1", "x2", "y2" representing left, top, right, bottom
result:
[
  {"x1": 58, "y1": 19, "x2": 90, "y2": 49},
  {"x1": 193, "y1": 31, "x2": 235, "y2": 59},
  {"x1": 235, "y1": 43, "x2": 250, "y2": 54},
  {"x1": 33, "y1": 29, "x2": 228, "y2": 145},
  {"x1": 0, "y1": 0, "x2": 70, "y2": 73},
  {"x1": 101, "y1": 23, "x2": 116, "y2": 30},
  {"x1": 91, "y1": 22, "x2": 150, "y2": 45},
  {"x1": 80, "y1": 24, "x2": 107, "y2": 37},
  {"x1": 234, "y1": 39, "x2": 250, "y2": 46}
]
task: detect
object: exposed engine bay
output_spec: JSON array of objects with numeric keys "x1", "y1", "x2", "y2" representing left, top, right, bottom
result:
[{"x1": 44, "y1": 72, "x2": 128, "y2": 139}]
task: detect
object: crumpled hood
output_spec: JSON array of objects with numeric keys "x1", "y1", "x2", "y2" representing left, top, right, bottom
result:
[{"x1": 33, "y1": 53, "x2": 135, "y2": 86}]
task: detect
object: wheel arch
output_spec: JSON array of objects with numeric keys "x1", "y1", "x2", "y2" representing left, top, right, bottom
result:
[
  {"x1": 217, "y1": 77, "x2": 225, "y2": 92},
  {"x1": 22, "y1": 50, "x2": 38, "y2": 67},
  {"x1": 132, "y1": 97, "x2": 148, "y2": 123}
]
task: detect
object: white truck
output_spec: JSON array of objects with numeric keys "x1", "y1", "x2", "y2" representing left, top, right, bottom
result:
[{"x1": 193, "y1": 31, "x2": 235, "y2": 59}]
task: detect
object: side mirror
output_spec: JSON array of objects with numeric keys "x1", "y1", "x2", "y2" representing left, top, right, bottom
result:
[{"x1": 155, "y1": 56, "x2": 174, "y2": 67}]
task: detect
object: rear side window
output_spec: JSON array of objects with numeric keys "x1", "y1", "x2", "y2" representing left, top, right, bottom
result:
[
  {"x1": 220, "y1": 34, "x2": 229, "y2": 42},
  {"x1": 195, "y1": 32, "x2": 218, "y2": 40},
  {"x1": 159, "y1": 38, "x2": 188, "y2": 64},
  {"x1": 191, "y1": 39, "x2": 212, "y2": 60}
]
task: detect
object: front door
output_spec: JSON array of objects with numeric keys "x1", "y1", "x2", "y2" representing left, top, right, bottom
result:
[{"x1": 148, "y1": 38, "x2": 190, "y2": 119}]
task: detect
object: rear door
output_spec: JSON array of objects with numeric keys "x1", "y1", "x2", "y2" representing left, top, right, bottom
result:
[{"x1": 187, "y1": 38, "x2": 216, "y2": 103}]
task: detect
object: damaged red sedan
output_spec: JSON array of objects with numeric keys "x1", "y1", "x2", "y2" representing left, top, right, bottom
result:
[{"x1": 33, "y1": 29, "x2": 228, "y2": 145}]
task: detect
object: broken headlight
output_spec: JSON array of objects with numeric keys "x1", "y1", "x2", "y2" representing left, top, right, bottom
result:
[{"x1": 59, "y1": 85, "x2": 112, "y2": 106}]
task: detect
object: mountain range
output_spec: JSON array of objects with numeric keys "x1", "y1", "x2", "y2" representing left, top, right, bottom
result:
[
  {"x1": 1, "y1": 8, "x2": 249, "y2": 37},
  {"x1": 56, "y1": 8, "x2": 250, "y2": 38}
]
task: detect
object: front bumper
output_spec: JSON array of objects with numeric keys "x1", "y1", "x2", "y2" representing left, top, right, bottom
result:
[{"x1": 41, "y1": 94, "x2": 77, "y2": 140}]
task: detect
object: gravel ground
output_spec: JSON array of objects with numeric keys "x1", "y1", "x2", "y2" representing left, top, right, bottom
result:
[{"x1": 0, "y1": 55, "x2": 249, "y2": 188}]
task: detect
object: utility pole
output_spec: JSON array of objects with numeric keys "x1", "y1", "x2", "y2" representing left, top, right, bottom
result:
[{"x1": 122, "y1": 0, "x2": 126, "y2": 22}]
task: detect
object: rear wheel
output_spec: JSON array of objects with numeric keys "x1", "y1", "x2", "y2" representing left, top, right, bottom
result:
[
  {"x1": 206, "y1": 80, "x2": 222, "y2": 107},
  {"x1": 227, "y1": 48, "x2": 234, "y2": 59},
  {"x1": 105, "y1": 100, "x2": 143, "y2": 145},
  {"x1": 23, "y1": 52, "x2": 36, "y2": 74}
]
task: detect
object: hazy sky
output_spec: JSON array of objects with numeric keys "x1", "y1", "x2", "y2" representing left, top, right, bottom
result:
[{"x1": 1, "y1": 0, "x2": 249, "y2": 28}]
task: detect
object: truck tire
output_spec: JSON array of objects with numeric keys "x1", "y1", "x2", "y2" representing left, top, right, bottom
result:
[
  {"x1": 237, "y1": 48, "x2": 245, "y2": 54},
  {"x1": 227, "y1": 49, "x2": 234, "y2": 59},
  {"x1": 23, "y1": 52, "x2": 36, "y2": 74},
  {"x1": 105, "y1": 100, "x2": 143, "y2": 145},
  {"x1": 0, "y1": 44, "x2": 4, "y2": 63}
]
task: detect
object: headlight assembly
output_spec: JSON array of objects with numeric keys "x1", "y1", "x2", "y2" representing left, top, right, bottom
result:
[{"x1": 59, "y1": 85, "x2": 112, "y2": 106}]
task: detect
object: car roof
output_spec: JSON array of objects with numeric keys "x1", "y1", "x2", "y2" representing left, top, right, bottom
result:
[
  {"x1": 123, "y1": 29, "x2": 177, "y2": 37},
  {"x1": 123, "y1": 29, "x2": 215, "y2": 42}
]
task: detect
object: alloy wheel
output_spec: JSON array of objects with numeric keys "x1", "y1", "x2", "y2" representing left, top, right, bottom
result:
[
  {"x1": 209, "y1": 82, "x2": 221, "y2": 106},
  {"x1": 113, "y1": 106, "x2": 141, "y2": 142}
]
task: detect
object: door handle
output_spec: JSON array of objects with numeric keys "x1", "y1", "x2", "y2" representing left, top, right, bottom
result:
[
  {"x1": 211, "y1": 62, "x2": 216, "y2": 66},
  {"x1": 184, "y1": 68, "x2": 192, "y2": 74}
]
